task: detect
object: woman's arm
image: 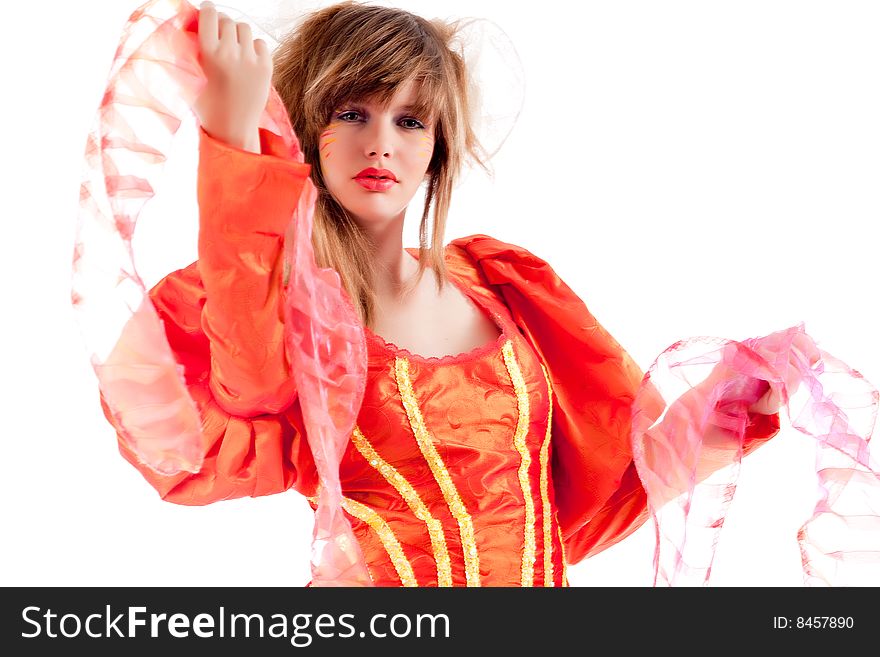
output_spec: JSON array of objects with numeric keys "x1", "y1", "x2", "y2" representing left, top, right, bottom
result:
[
  {"x1": 192, "y1": 3, "x2": 313, "y2": 416},
  {"x1": 98, "y1": 2, "x2": 319, "y2": 503},
  {"x1": 196, "y1": 127, "x2": 310, "y2": 417},
  {"x1": 100, "y1": 121, "x2": 314, "y2": 502},
  {"x1": 449, "y1": 234, "x2": 787, "y2": 563},
  {"x1": 101, "y1": 259, "x2": 319, "y2": 505},
  {"x1": 561, "y1": 406, "x2": 781, "y2": 563}
]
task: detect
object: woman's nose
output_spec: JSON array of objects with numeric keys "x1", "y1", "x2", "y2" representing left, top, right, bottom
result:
[{"x1": 363, "y1": 122, "x2": 393, "y2": 159}]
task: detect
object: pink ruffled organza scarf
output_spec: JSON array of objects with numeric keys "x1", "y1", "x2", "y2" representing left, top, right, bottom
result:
[
  {"x1": 74, "y1": 0, "x2": 879, "y2": 586},
  {"x1": 631, "y1": 327, "x2": 879, "y2": 585}
]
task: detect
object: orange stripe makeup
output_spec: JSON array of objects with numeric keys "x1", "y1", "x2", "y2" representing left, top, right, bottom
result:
[
  {"x1": 419, "y1": 134, "x2": 434, "y2": 160},
  {"x1": 320, "y1": 123, "x2": 340, "y2": 159}
]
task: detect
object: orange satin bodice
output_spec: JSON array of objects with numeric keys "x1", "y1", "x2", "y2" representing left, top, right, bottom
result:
[{"x1": 324, "y1": 258, "x2": 567, "y2": 586}]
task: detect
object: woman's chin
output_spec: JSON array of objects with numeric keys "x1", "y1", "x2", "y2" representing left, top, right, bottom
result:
[{"x1": 345, "y1": 203, "x2": 410, "y2": 227}]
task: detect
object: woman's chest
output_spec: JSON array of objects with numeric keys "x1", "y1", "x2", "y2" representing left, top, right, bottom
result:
[{"x1": 371, "y1": 277, "x2": 503, "y2": 360}]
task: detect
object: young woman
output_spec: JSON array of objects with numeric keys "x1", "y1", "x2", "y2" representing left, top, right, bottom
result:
[{"x1": 89, "y1": 0, "x2": 824, "y2": 587}]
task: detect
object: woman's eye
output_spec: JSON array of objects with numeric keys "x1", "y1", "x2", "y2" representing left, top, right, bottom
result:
[
  {"x1": 400, "y1": 118, "x2": 425, "y2": 130},
  {"x1": 337, "y1": 111, "x2": 362, "y2": 122}
]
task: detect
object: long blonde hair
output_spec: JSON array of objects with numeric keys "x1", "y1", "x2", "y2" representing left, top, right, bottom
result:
[{"x1": 273, "y1": 1, "x2": 485, "y2": 327}]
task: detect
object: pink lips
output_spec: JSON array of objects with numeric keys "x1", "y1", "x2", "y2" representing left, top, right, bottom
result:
[{"x1": 354, "y1": 167, "x2": 397, "y2": 192}]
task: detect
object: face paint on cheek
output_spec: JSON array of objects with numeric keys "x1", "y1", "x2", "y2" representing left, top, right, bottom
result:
[
  {"x1": 419, "y1": 134, "x2": 434, "y2": 162},
  {"x1": 319, "y1": 123, "x2": 340, "y2": 159}
]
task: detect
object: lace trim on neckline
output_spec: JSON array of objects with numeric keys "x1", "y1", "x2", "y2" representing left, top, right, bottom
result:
[
  {"x1": 364, "y1": 317, "x2": 507, "y2": 366},
  {"x1": 365, "y1": 260, "x2": 507, "y2": 365}
]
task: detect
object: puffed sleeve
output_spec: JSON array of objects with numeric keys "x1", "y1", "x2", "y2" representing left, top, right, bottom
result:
[
  {"x1": 99, "y1": 128, "x2": 320, "y2": 504},
  {"x1": 197, "y1": 127, "x2": 312, "y2": 417},
  {"x1": 450, "y1": 234, "x2": 782, "y2": 565}
]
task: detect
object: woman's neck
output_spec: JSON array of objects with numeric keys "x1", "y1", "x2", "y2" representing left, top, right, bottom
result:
[{"x1": 357, "y1": 213, "x2": 423, "y2": 303}]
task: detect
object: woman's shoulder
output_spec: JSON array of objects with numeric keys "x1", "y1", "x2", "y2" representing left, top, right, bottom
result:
[
  {"x1": 443, "y1": 233, "x2": 560, "y2": 287},
  {"x1": 446, "y1": 233, "x2": 547, "y2": 263}
]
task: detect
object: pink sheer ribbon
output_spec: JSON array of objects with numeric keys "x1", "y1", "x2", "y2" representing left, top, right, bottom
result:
[
  {"x1": 632, "y1": 323, "x2": 880, "y2": 586},
  {"x1": 73, "y1": 0, "x2": 371, "y2": 586}
]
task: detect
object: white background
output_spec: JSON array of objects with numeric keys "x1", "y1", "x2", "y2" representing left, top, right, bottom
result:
[{"x1": 1, "y1": 0, "x2": 878, "y2": 588}]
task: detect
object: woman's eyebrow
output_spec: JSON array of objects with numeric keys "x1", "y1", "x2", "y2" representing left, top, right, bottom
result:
[
  {"x1": 393, "y1": 104, "x2": 430, "y2": 116},
  {"x1": 338, "y1": 100, "x2": 426, "y2": 116}
]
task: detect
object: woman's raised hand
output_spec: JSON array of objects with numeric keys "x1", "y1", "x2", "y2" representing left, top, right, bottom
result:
[{"x1": 194, "y1": 1, "x2": 272, "y2": 153}]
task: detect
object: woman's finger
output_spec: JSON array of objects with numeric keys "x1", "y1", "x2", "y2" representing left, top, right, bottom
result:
[
  {"x1": 747, "y1": 379, "x2": 783, "y2": 415},
  {"x1": 253, "y1": 38, "x2": 269, "y2": 58},
  {"x1": 218, "y1": 13, "x2": 236, "y2": 43},
  {"x1": 198, "y1": 2, "x2": 218, "y2": 49},
  {"x1": 236, "y1": 22, "x2": 253, "y2": 47}
]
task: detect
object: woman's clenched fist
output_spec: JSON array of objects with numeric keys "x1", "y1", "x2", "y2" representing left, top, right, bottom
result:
[{"x1": 194, "y1": 2, "x2": 272, "y2": 153}]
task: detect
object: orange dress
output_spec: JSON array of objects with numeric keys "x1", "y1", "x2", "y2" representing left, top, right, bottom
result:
[
  {"x1": 328, "y1": 248, "x2": 565, "y2": 587},
  {"x1": 102, "y1": 128, "x2": 781, "y2": 586}
]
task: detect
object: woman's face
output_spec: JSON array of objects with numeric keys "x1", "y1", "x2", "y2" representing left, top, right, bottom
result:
[{"x1": 318, "y1": 80, "x2": 435, "y2": 227}]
